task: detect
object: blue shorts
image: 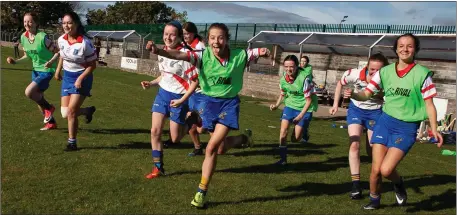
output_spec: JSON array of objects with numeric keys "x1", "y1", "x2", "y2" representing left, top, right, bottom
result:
[
  {"x1": 347, "y1": 102, "x2": 382, "y2": 130},
  {"x1": 188, "y1": 92, "x2": 204, "y2": 112},
  {"x1": 199, "y1": 94, "x2": 240, "y2": 132},
  {"x1": 371, "y1": 112, "x2": 420, "y2": 154},
  {"x1": 151, "y1": 87, "x2": 189, "y2": 125},
  {"x1": 32, "y1": 71, "x2": 53, "y2": 92},
  {"x1": 61, "y1": 70, "x2": 93, "y2": 97},
  {"x1": 281, "y1": 106, "x2": 313, "y2": 128}
]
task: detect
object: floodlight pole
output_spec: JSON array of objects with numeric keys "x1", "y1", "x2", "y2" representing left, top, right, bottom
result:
[
  {"x1": 368, "y1": 34, "x2": 386, "y2": 59},
  {"x1": 339, "y1": 16, "x2": 348, "y2": 33}
]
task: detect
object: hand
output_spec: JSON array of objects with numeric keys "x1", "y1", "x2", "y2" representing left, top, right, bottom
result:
[
  {"x1": 44, "y1": 61, "x2": 52, "y2": 69},
  {"x1": 54, "y1": 73, "x2": 62, "y2": 81},
  {"x1": 293, "y1": 114, "x2": 304, "y2": 124},
  {"x1": 141, "y1": 81, "x2": 153, "y2": 89},
  {"x1": 432, "y1": 130, "x2": 444, "y2": 148},
  {"x1": 6, "y1": 57, "x2": 16, "y2": 64},
  {"x1": 343, "y1": 88, "x2": 353, "y2": 98},
  {"x1": 146, "y1": 41, "x2": 158, "y2": 54},
  {"x1": 329, "y1": 106, "x2": 338, "y2": 115},
  {"x1": 259, "y1": 48, "x2": 271, "y2": 57},
  {"x1": 270, "y1": 104, "x2": 278, "y2": 111},
  {"x1": 74, "y1": 78, "x2": 83, "y2": 89},
  {"x1": 170, "y1": 99, "x2": 183, "y2": 108}
]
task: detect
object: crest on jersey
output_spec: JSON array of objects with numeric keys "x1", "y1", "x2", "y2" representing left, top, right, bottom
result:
[
  {"x1": 369, "y1": 120, "x2": 375, "y2": 127},
  {"x1": 395, "y1": 137, "x2": 403, "y2": 144},
  {"x1": 199, "y1": 108, "x2": 204, "y2": 115},
  {"x1": 73, "y1": 49, "x2": 79, "y2": 55}
]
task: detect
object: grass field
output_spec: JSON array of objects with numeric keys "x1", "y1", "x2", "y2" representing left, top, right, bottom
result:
[{"x1": 1, "y1": 46, "x2": 455, "y2": 214}]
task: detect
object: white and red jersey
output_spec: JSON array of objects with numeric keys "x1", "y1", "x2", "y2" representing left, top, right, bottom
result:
[
  {"x1": 366, "y1": 64, "x2": 437, "y2": 100},
  {"x1": 188, "y1": 38, "x2": 205, "y2": 93},
  {"x1": 188, "y1": 38, "x2": 205, "y2": 51},
  {"x1": 58, "y1": 34, "x2": 97, "y2": 72},
  {"x1": 158, "y1": 44, "x2": 198, "y2": 94},
  {"x1": 340, "y1": 67, "x2": 383, "y2": 110}
]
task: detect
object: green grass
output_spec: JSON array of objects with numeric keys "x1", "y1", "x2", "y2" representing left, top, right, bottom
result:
[{"x1": 1, "y1": 46, "x2": 455, "y2": 214}]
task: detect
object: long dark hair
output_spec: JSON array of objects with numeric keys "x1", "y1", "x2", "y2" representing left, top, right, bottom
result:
[
  {"x1": 183, "y1": 21, "x2": 203, "y2": 42},
  {"x1": 24, "y1": 12, "x2": 39, "y2": 32},
  {"x1": 63, "y1": 11, "x2": 88, "y2": 37},
  {"x1": 368, "y1": 53, "x2": 389, "y2": 67},
  {"x1": 207, "y1": 23, "x2": 231, "y2": 40},
  {"x1": 284, "y1": 55, "x2": 299, "y2": 67},
  {"x1": 392, "y1": 33, "x2": 421, "y2": 60},
  {"x1": 165, "y1": 20, "x2": 193, "y2": 51}
]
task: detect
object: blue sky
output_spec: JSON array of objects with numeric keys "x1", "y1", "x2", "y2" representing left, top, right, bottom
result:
[{"x1": 82, "y1": 1, "x2": 456, "y2": 25}]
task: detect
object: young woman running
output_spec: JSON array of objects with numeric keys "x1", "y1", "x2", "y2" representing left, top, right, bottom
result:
[
  {"x1": 140, "y1": 21, "x2": 197, "y2": 179},
  {"x1": 182, "y1": 21, "x2": 206, "y2": 156},
  {"x1": 270, "y1": 55, "x2": 318, "y2": 165},
  {"x1": 146, "y1": 22, "x2": 270, "y2": 208},
  {"x1": 329, "y1": 53, "x2": 389, "y2": 200},
  {"x1": 55, "y1": 12, "x2": 97, "y2": 151},
  {"x1": 6, "y1": 12, "x2": 60, "y2": 131},
  {"x1": 346, "y1": 33, "x2": 443, "y2": 210}
]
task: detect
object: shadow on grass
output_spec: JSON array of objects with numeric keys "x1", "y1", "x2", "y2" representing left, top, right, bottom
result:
[
  {"x1": 406, "y1": 188, "x2": 456, "y2": 213},
  {"x1": 227, "y1": 148, "x2": 327, "y2": 157},
  {"x1": 314, "y1": 115, "x2": 347, "y2": 121},
  {"x1": 1, "y1": 67, "x2": 29, "y2": 72},
  {"x1": 217, "y1": 156, "x2": 348, "y2": 174},
  {"x1": 209, "y1": 174, "x2": 455, "y2": 211},
  {"x1": 251, "y1": 142, "x2": 338, "y2": 150},
  {"x1": 82, "y1": 128, "x2": 151, "y2": 135}
]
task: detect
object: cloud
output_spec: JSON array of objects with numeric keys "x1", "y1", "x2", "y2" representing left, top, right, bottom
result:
[
  {"x1": 432, "y1": 16, "x2": 456, "y2": 26},
  {"x1": 167, "y1": 2, "x2": 316, "y2": 24}
]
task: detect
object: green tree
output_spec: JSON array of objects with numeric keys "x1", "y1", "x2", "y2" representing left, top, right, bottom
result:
[
  {"x1": 85, "y1": 2, "x2": 188, "y2": 25},
  {"x1": 1, "y1": 2, "x2": 79, "y2": 32}
]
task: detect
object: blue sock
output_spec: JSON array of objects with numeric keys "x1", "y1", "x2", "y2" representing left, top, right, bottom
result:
[
  {"x1": 152, "y1": 150, "x2": 162, "y2": 169},
  {"x1": 68, "y1": 138, "x2": 76, "y2": 145},
  {"x1": 369, "y1": 193, "x2": 381, "y2": 203},
  {"x1": 279, "y1": 146, "x2": 287, "y2": 161}
]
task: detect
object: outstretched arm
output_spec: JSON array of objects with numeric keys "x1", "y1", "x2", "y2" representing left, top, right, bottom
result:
[{"x1": 146, "y1": 41, "x2": 190, "y2": 62}]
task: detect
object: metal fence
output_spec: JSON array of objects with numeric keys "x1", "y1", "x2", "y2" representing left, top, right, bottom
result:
[{"x1": 85, "y1": 23, "x2": 456, "y2": 43}]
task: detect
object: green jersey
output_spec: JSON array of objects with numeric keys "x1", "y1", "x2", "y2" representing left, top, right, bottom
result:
[
  {"x1": 198, "y1": 48, "x2": 247, "y2": 98},
  {"x1": 379, "y1": 63, "x2": 432, "y2": 122},
  {"x1": 280, "y1": 66, "x2": 318, "y2": 112},
  {"x1": 20, "y1": 31, "x2": 56, "y2": 73}
]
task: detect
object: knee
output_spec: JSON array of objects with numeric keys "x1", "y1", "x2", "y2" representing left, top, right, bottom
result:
[
  {"x1": 150, "y1": 127, "x2": 161, "y2": 138},
  {"x1": 24, "y1": 88, "x2": 33, "y2": 99},
  {"x1": 67, "y1": 107, "x2": 77, "y2": 119},
  {"x1": 60, "y1": 107, "x2": 68, "y2": 119},
  {"x1": 206, "y1": 144, "x2": 219, "y2": 156},
  {"x1": 189, "y1": 125, "x2": 197, "y2": 134},
  {"x1": 349, "y1": 142, "x2": 360, "y2": 153},
  {"x1": 380, "y1": 165, "x2": 394, "y2": 178}
]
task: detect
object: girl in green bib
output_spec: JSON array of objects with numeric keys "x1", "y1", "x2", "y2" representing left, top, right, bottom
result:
[
  {"x1": 6, "y1": 12, "x2": 60, "y2": 131},
  {"x1": 346, "y1": 33, "x2": 443, "y2": 210},
  {"x1": 146, "y1": 23, "x2": 271, "y2": 209},
  {"x1": 270, "y1": 55, "x2": 318, "y2": 165}
]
